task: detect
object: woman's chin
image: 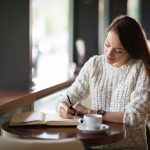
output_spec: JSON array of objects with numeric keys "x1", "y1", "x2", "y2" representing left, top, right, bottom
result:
[{"x1": 106, "y1": 59, "x2": 115, "y2": 65}]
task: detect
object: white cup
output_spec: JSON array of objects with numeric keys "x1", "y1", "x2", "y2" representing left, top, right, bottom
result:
[{"x1": 79, "y1": 114, "x2": 102, "y2": 129}]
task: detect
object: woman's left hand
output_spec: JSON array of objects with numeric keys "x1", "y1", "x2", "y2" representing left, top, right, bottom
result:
[{"x1": 73, "y1": 102, "x2": 96, "y2": 116}]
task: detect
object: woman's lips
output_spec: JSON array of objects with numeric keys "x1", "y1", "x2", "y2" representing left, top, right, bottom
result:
[{"x1": 106, "y1": 56, "x2": 114, "y2": 61}]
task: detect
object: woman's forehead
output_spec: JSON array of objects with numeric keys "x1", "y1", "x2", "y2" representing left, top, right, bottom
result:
[{"x1": 106, "y1": 31, "x2": 124, "y2": 48}]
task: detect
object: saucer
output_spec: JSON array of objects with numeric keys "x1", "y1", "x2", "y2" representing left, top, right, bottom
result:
[{"x1": 77, "y1": 123, "x2": 109, "y2": 134}]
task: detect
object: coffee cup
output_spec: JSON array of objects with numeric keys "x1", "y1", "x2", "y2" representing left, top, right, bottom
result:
[{"x1": 79, "y1": 114, "x2": 102, "y2": 129}]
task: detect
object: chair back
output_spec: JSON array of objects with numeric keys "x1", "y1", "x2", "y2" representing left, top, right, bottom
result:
[{"x1": 0, "y1": 136, "x2": 84, "y2": 150}]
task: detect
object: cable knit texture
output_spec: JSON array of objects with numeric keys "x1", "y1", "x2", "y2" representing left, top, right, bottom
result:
[{"x1": 58, "y1": 55, "x2": 150, "y2": 149}]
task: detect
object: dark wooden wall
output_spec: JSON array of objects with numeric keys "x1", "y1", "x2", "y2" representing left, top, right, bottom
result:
[
  {"x1": 0, "y1": 0, "x2": 31, "y2": 89},
  {"x1": 109, "y1": 0, "x2": 127, "y2": 23},
  {"x1": 141, "y1": 0, "x2": 150, "y2": 39},
  {"x1": 73, "y1": 0, "x2": 99, "y2": 65}
]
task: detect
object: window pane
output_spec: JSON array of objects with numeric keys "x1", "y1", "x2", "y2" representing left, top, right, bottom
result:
[
  {"x1": 127, "y1": 0, "x2": 141, "y2": 21},
  {"x1": 32, "y1": 0, "x2": 70, "y2": 87}
]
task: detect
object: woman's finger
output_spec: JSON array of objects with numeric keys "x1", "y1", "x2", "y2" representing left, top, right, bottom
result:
[
  {"x1": 58, "y1": 102, "x2": 74, "y2": 118},
  {"x1": 73, "y1": 102, "x2": 91, "y2": 115}
]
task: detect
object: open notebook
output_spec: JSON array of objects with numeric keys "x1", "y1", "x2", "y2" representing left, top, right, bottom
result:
[{"x1": 9, "y1": 111, "x2": 79, "y2": 126}]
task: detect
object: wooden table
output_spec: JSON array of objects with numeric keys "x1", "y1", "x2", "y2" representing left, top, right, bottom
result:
[{"x1": 2, "y1": 121, "x2": 126, "y2": 147}]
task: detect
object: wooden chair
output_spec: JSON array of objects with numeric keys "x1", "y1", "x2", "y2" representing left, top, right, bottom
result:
[{"x1": 0, "y1": 136, "x2": 84, "y2": 150}]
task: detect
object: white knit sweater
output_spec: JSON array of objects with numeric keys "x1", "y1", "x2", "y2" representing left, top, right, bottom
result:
[{"x1": 59, "y1": 55, "x2": 150, "y2": 149}]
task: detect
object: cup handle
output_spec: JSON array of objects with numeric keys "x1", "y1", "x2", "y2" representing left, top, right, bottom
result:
[{"x1": 78, "y1": 118, "x2": 84, "y2": 124}]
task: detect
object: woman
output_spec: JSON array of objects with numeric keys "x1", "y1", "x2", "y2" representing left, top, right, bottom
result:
[{"x1": 56, "y1": 15, "x2": 150, "y2": 149}]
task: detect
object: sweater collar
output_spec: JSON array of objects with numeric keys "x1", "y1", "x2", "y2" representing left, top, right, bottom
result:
[{"x1": 105, "y1": 58, "x2": 135, "y2": 73}]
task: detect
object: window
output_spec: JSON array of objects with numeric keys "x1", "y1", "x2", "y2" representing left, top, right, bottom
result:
[
  {"x1": 31, "y1": 0, "x2": 73, "y2": 87},
  {"x1": 127, "y1": 0, "x2": 141, "y2": 21}
]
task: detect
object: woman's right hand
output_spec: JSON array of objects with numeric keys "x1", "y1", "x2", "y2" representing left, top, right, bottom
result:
[{"x1": 57, "y1": 102, "x2": 75, "y2": 119}]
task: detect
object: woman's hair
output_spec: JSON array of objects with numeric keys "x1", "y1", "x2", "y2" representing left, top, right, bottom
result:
[{"x1": 107, "y1": 15, "x2": 150, "y2": 77}]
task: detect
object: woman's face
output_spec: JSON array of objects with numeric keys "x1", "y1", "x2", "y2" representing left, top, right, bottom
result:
[{"x1": 104, "y1": 31, "x2": 130, "y2": 67}]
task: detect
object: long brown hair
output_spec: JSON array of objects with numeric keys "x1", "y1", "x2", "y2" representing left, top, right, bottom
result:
[{"x1": 107, "y1": 15, "x2": 150, "y2": 77}]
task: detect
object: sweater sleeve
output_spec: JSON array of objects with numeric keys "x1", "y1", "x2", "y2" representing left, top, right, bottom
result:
[
  {"x1": 57, "y1": 56, "x2": 97, "y2": 105},
  {"x1": 123, "y1": 65, "x2": 150, "y2": 127}
]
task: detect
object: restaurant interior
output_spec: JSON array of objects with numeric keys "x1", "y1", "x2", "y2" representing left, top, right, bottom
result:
[{"x1": 0, "y1": 0, "x2": 150, "y2": 149}]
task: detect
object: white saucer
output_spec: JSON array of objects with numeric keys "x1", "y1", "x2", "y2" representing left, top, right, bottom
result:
[{"x1": 77, "y1": 123, "x2": 109, "y2": 134}]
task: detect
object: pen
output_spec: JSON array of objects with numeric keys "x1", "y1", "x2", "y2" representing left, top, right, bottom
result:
[
  {"x1": 67, "y1": 95, "x2": 75, "y2": 115},
  {"x1": 67, "y1": 95, "x2": 83, "y2": 117},
  {"x1": 67, "y1": 95, "x2": 73, "y2": 107}
]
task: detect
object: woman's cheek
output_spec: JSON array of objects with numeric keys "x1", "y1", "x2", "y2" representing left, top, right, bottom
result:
[{"x1": 104, "y1": 47, "x2": 107, "y2": 54}]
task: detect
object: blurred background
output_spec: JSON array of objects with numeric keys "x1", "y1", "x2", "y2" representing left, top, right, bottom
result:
[
  {"x1": 31, "y1": 0, "x2": 146, "y2": 87},
  {"x1": 1, "y1": 0, "x2": 149, "y2": 90},
  {"x1": 0, "y1": 0, "x2": 150, "y2": 119}
]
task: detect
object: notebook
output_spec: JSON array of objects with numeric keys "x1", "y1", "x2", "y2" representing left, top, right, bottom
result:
[{"x1": 9, "y1": 111, "x2": 79, "y2": 126}]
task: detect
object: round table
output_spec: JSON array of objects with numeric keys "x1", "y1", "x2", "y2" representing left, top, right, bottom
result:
[{"x1": 2, "y1": 121, "x2": 126, "y2": 147}]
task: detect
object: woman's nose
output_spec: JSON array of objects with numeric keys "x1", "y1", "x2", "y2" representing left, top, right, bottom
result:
[{"x1": 107, "y1": 48, "x2": 114, "y2": 56}]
